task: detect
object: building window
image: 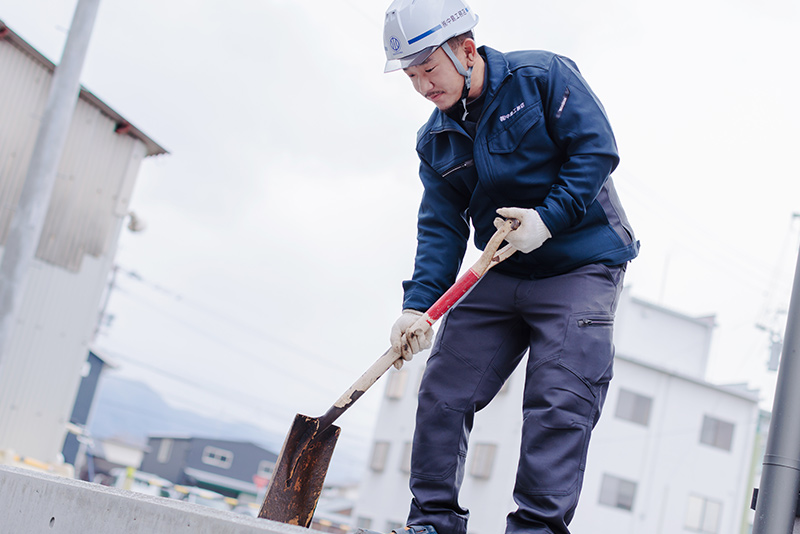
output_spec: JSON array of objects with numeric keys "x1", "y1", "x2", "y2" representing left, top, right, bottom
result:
[
  {"x1": 469, "y1": 443, "x2": 497, "y2": 479},
  {"x1": 400, "y1": 442, "x2": 412, "y2": 473},
  {"x1": 370, "y1": 441, "x2": 390, "y2": 472},
  {"x1": 257, "y1": 460, "x2": 274, "y2": 478},
  {"x1": 385, "y1": 369, "x2": 409, "y2": 400},
  {"x1": 615, "y1": 388, "x2": 653, "y2": 426},
  {"x1": 201, "y1": 446, "x2": 233, "y2": 469},
  {"x1": 685, "y1": 494, "x2": 722, "y2": 533},
  {"x1": 356, "y1": 517, "x2": 372, "y2": 529},
  {"x1": 700, "y1": 415, "x2": 734, "y2": 451},
  {"x1": 157, "y1": 438, "x2": 173, "y2": 463},
  {"x1": 598, "y1": 474, "x2": 637, "y2": 511}
]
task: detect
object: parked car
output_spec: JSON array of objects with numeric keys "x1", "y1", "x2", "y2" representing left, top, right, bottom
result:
[{"x1": 109, "y1": 467, "x2": 173, "y2": 497}]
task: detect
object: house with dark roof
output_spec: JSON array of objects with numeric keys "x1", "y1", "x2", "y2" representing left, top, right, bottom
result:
[{"x1": 139, "y1": 436, "x2": 277, "y2": 501}]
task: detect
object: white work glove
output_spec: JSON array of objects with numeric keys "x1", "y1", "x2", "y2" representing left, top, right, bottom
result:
[
  {"x1": 494, "y1": 207, "x2": 552, "y2": 253},
  {"x1": 390, "y1": 309, "x2": 433, "y2": 369}
]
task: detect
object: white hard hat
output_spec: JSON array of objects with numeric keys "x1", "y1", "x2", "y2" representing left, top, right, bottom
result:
[{"x1": 383, "y1": 0, "x2": 479, "y2": 73}]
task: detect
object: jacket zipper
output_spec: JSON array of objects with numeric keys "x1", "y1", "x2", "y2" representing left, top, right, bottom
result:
[
  {"x1": 442, "y1": 159, "x2": 475, "y2": 178},
  {"x1": 577, "y1": 318, "x2": 614, "y2": 327}
]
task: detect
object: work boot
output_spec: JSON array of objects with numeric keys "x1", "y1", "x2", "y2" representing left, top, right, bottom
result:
[{"x1": 354, "y1": 526, "x2": 438, "y2": 534}]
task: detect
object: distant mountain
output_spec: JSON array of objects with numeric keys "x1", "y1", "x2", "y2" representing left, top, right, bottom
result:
[
  {"x1": 88, "y1": 373, "x2": 365, "y2": 485},
  {"x1": 89, "y1": 373, "x2": 286, "y2": 452}
]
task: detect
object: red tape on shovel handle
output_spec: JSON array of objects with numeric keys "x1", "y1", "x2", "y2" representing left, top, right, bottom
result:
[
  {"x1": 422, "y1": 268, "x2": 480, "y2": 324},
  {"x1": 408, "y1": 217, "x2": 520, "y2": 332}
]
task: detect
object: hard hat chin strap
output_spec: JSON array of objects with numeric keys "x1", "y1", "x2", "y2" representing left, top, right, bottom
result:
[{"x1": 441, "y1": 43, "x2": 473, "y2": 121}]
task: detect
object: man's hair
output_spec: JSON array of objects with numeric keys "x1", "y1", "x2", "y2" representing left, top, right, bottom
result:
[{"x1": 447, "y1": 31, "x2": 475, "y2": 51}]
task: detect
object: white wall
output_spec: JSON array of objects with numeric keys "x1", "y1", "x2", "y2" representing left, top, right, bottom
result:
[
  {"x1": 572, "y1": 356, "x2": 759, "y2": 534},
  {"x1": 615, "y1": 293, "x2": 715, "y2": 379}
]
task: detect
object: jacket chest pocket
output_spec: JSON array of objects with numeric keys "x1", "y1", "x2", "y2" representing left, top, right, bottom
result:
[
  {"x1": 484, "y1": 102, "x2": 560, "y2": 200},
  {"x1": 487, "y1": 102, "x2": 543, "y2": 154}
]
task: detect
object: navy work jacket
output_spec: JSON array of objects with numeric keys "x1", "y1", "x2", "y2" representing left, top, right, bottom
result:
[{"x1": 403, "y1": 46, "x2": 639, "y2": 312}]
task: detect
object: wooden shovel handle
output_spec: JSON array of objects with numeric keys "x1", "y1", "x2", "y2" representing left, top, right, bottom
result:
[{"x1": 317, "y1": 219, "x2": 519, "y2": 431}]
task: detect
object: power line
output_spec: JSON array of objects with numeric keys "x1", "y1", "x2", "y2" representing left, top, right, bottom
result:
[
  {"x1": 616, "y1": 171, "x2": 800, "y2": 382},
  {"x1": 95, "y1": 264, "x2": 387, "y2": 442},
  {"x1": 105, "y1": 284, "x2": 345, "y2": 398},
  {"x1": 616, "y1": 172, "x2": 779, "y2": 292},
  {"x1": 98, "y1": 349, "x2": 376, "y2": 443},
  {"x1": 102, "y1": 349, "x2": 303, "y2": 430},
  {"x1": 113, "y1": 264, "x2": 353, "y2": 373},
  {"x1": 105, "y1": 265, "x2": 358, "y2": 391}
]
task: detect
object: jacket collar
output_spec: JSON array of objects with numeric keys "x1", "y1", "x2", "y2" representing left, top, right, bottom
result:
[
  {"x1": 429, "y1": 46, "x2": 511, "y2": 134},
  {"x1": 480, "y1": 46, "x2": 512, "y2": 103}
]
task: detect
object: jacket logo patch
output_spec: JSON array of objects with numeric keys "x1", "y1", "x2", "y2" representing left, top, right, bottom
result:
[
  {"x1": 499, "y1": 102, "x2": 525, "y2": 122},
  {"x1": 555, "y1": 87, "x2": 570, "y2": 119}
]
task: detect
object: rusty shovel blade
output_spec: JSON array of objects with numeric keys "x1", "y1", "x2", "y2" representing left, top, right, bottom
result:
[{"x1": 258, "y1": 413, "x2": 341, "y2": 527}]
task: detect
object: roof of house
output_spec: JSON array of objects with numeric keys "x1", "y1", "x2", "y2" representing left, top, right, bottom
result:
[
  {"x1": 616, "y1": 352, "x2": 760, "y2": 402},
  {"x1": 628, "y1": 294, "x2": 717, "y2": 328},
  {"x1": 146, "y1": 436, "x2": 278, "y2": 458},
  {"x1": 0, "y1": 19, "x2": 168, "y2": 157}
]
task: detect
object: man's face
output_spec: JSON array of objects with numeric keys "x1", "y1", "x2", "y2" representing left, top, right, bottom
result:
[{"x1": 403, "y1": 46, "x2": 466, "y2": 111}]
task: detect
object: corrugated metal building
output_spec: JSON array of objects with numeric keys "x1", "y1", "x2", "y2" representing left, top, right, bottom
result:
[{"x1": 0, "y1": 20, "x2": 166, "y2": 464}]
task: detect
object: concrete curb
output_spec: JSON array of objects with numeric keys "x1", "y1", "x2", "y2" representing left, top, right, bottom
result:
[{"x1": 0, "y1": 465, "x2": 315, "y2": 533}]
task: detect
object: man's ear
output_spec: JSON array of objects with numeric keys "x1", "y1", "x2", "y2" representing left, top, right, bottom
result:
[{"x1": 463, "y1": 38, "x2": 478, "y2": 65}]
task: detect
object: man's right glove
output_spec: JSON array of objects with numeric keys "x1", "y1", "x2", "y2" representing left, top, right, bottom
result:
[{"x1": 390, "y1": 309, "x2": 433, "y2": 369}]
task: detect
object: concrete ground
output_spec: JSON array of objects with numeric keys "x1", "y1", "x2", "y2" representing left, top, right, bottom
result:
[{"x1": 0, "y1": 465, "x2": 316, "y2": 534}]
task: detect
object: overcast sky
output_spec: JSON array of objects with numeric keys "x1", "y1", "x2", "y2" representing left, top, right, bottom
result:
[{"x1": 1, "y1": 0, "x2": 799, "y2": 472}]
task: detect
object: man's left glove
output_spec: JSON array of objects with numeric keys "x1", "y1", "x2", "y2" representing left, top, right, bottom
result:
[
  {"x1": 390, "y1": 309, "x2": 433, "y2": 369},
  {"x1": 494, "y1": 207, "x2": 552, "y2": 253}
]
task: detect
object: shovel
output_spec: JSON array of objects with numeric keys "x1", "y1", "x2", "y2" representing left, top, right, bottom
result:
[{"x1": 258, "y1": 219, "x2": 520, "y2": 527}]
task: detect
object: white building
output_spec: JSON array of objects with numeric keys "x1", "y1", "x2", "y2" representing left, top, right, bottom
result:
[
  {"x1": 353, "y1": 290, "x2": 761, "y2": 534},
  {"x1": 0, "y1": 20, "x2": 165, "y2": 464}
]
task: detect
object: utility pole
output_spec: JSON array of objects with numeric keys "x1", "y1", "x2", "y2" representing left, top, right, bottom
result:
[
  {"x1": 753, "y1": 241, "x2": 800, "y2": 533},
  {"x1": 0, "y1": 0, "x2": 102, "y2": 367}
]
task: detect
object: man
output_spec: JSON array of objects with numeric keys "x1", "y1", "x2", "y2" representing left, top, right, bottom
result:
[{"x1": 380, "y1": 1, "x2": 639, "y2": 533}]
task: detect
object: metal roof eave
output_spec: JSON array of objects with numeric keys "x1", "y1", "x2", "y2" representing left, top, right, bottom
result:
[
  {"x1": 616, "y1": 352, "x2": 761, "y2": 403},
  {"x1": 0, "y1": 19, "x2": 168, "y2": 157},
  {"x1": 183, "y1": 467, "x2": 259, "y2": 495}
]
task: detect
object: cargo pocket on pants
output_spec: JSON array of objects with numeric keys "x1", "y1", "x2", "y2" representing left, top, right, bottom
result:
[{"x1": 560, "y1": 311, "x2": 615, "y2": 392}]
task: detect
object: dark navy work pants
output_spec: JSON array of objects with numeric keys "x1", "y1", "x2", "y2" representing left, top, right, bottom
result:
[{"x1": 406, "y1": 263, "x2": 626, "y2": 534}]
